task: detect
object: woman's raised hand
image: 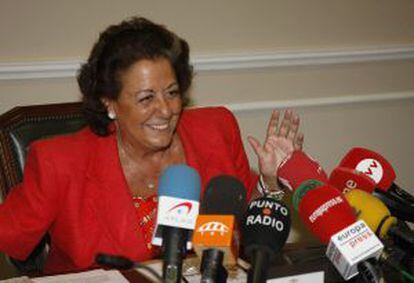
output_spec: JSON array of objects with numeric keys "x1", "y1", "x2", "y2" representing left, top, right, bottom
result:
[{"x1": 248, "y1": 109, "x2": 304, "y2": 182}]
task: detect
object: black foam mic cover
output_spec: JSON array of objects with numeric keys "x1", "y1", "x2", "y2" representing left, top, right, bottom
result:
[
  {"x1": 242, "y1": 197, "x2": 291, "y2": 258},
  {"x1": 201, "y1": 175, "x2": 247, "y2": 224},
  {"x1": 242, "y1": 197, "x2": 291, "y2": 283},
  {"x1": 373, "y1": 184, "x2": 414, "y2": 223}
]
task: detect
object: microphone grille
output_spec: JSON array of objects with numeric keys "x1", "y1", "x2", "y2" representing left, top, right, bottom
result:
[
  {"x1": 201, "y1": 175, "x2": 247, "y2": 224},
  {"x1": 158, "y1": 164, "x2": 201, "y2": 201},
  {"x1": 242, "y1": 197, "x2": 291, "y2": 257}
]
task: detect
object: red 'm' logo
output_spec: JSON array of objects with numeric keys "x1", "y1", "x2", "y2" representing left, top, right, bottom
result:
[{"x1": 168, "y1": 202, "x2": 193, "y2": 214}]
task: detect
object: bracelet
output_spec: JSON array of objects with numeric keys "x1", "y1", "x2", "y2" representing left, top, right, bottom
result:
[{"x1": 257, "y1": 175, "x2": 285, "y2": 200}]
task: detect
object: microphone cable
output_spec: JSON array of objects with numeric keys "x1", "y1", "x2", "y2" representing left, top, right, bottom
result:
[
  {"x1": 95, "y1": 253, "x2": 165, "y2": 283},
  {"x1": 379, "y1": 251, "x2": 414, "y2": 283}
]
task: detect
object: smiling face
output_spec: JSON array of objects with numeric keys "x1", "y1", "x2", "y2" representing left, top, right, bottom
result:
[{"x1": 104, "y1": 57, "x2": 183, "y2": 153}]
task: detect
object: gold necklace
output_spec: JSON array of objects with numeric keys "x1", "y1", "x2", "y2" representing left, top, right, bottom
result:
[{"x1": 116, "y1": 134, "x2": 159, "y2": 192}]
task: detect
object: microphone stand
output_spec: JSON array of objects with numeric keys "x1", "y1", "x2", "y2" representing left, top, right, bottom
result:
[
  {"x1": 162, "y1": 226, "x2": 187, "y2": 283},
  {"x1": 247, "y1": 249, "x2": 271, "y2": 283},
  {"x1": 200, "y1": 249, "x2": 228, "y2": 283}
]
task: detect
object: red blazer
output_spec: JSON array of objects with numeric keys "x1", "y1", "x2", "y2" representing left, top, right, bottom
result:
[{"x1": 0, "y1": 106, "x2": 257, "y2": 274}]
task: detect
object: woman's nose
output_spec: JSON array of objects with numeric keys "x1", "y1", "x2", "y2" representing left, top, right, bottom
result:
[{"x1": 155, "y1": 96, "x2": 172, "y2": 118}]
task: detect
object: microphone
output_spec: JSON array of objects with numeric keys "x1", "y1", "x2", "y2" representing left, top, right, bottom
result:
[
  {"x1": 200, "y1": 175, "x2": 247, "y2": 225},
  {"x1": 277, "y1": 150, "x2": 329, "y2": 191},
  {"x1": 192, "y1": 214, "x2": 232, "y2": 283},
  {"x1": 339, "y1": 147, "x2": 414, "y2": 222},
  {"x1": 329, "y1": 166, "x2": 376, "y2": 194},
  {"x1": 294, "y1": 184, "x2": 384, "y2": 280},
  {"x1": 294, "y1": 184, "x2": 357, "y2": 244},
  {"x1": 344, "y1": 189, "x2": 414, "y2": 278},
  {"x1": 193, "y1": 175, "x2": 247, "y2": 282},
  {"x1": 152, "y1": 164, "x2": 201, "y2": 283},
  {"x1": 292, "y1": 179, "x2": 324, "y2": 211},
  {"x1": 242, "y1": 197, "x2": 291, "y2": 283},
  {"x1": 344, "y1": 189, "x2": 414, "y2": 252}
]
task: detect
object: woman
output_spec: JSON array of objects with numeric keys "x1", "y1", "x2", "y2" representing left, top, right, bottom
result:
[{"x1": 0, "y1": 17, "x2": 303, "y2": 274}]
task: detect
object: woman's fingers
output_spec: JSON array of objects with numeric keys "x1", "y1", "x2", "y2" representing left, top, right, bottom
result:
[
  {"x1": 266, "y1": 109, "x2": 300, "y2": 140},
  {"x1": 286, "y1": 114, "x2": 300, "y2": 141},
  {"x1": 277, "y1": 109, "x2": 292, "y2": 137},
  {"x1": 294, "y1": 132, "x2": 304, "y2": 150},
  {"x1": 265, "y1": 110, "x2": 280, "y2": 140},
  {"x1": 247, "y1": 136, "x2": 264, "y2": 157},
  {"x1": 251, "y1": 109, "x2": 303, "y2": 156}
]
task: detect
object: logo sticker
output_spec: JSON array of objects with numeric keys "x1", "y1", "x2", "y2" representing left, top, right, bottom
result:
[
  {"x1": 167, "y1": 202, "x2": 193, "y2": 215},
  {"x1": 356, "y1": 159, "x2": 383, "y2": 184},
  {"x1": 197, "y1": 221, "x2": 229, "y2": 236}
]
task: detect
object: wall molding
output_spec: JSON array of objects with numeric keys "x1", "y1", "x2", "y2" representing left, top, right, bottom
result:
[
  {"x1": 195, "y1": 44, "x2": 414, "y2": 71},
  {"x1": 1, "y1": 44, "x2": 414, "y2": 80},
  {"x1": 223, "y1": 91, "x2": 414, "y2": 113}
]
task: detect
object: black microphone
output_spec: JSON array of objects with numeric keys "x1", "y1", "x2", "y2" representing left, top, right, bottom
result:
[
  {"x1": 242, "y1": 197, "x2": 291, "y2": 283},
  {"x1": 200, "y1": 174, "x2": 247, "y2": 225},
  {"x1": 193, "y1": 175, "x2": 248, "y2": 282}
]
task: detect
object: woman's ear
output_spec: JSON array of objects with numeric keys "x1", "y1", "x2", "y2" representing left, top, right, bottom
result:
[
  {"x1": 101, "y1": 98, "x2": 116, "y2": 120},
  {"x1": 100, "y1": 97, "x2": 110, "y2": 108}
]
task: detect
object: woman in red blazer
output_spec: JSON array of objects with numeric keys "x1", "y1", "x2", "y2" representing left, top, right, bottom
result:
[{"x1": 0, "y1": 17, "x2": 303, "y2": 274}]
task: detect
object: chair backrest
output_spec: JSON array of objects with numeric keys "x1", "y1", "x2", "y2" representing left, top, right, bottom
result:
[
  {"x1": 0, "y1": 102, "x2": 86, "y2": 201},
  {"x1": 0, "y1": 102, "x2": 87, "y2": 273}
]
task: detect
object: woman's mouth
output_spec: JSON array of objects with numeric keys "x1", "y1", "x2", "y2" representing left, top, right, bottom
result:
[{"x1": 147, "y1": 123, "x2": 169, "y2": 131}]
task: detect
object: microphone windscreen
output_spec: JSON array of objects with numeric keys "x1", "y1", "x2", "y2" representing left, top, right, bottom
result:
[
  {"x1": 278, "y1": 151, "x2": 328, "y2": 191},
  {"x1": 201, "y1": 175, "x2": 247, "y2": 225},
  {"x1": 344, "y1": 189, "x2": 397, "y2": 238},
  {"x1": 339, "y1": 147, "x2": 395, "y2": 190},
  {"x1": 329, "y1": 167, "x2": 376, "y2": 194},
  {"x1": 158, "y1": 164, "x2": 201, "y2": 200},
  {"x1": 242, "y1": 197, "x2": 291, "y2": 257},
  {"x1": 298, "y1": 185, "x2": 357, "y2": 244},
  {"x1": 292, "y1": 179, "x2": 324, "y2": 211}
]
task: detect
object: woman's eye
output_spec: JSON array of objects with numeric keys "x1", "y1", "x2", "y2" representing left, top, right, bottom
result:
[
  {"x1": 167, "y1": 90, "x2": 180, "y2": 97},
  {"x1": 138, "y1": 94, "x2": 153, "y2": 104}
]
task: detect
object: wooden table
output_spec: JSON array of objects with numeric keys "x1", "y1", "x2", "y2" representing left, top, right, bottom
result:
[{"x1": 0, "y1": 244, "x2": 406, "y2": 282}]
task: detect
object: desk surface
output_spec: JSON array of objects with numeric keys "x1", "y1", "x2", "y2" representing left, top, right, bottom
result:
[
  {"x1": 129, "y1": 244, "x2": 405, "y2": 283},
  {"x1": 1, "y1": 244, "x2": 406, "y2": 283}
]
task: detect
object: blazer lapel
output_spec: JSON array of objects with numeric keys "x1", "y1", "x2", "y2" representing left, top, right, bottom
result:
[
  {"x1": 84, "y1": 132, "x2": 147, "y2": 258},
  {"x1": 178, "y1": 111, "x2": 214, "y2": 193}
]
